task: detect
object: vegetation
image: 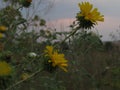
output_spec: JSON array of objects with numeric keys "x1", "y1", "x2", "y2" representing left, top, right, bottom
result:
[{"x1": 0, "y1": 0, "x2": 120, "y2": 90}]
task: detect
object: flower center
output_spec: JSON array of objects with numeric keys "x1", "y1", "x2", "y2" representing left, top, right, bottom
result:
[{"x1": 85, "y1": 13, "x2": 92, "y2": 20}]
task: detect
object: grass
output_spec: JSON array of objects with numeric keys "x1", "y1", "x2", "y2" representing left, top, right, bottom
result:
[
  {"x1": 0, "y1": 1, "x2": 120, "y2": 90},
  {"x1": 9, "y1": 39, "x2": 120, "y2": 90}
]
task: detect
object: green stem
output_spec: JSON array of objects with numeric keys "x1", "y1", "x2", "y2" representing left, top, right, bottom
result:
[
  {"x1": 6, "y1": 68, "x2": 44, "y2": 90},
  {"x1": 61, "y1": 29, "x2": 78, "y2": 44}
]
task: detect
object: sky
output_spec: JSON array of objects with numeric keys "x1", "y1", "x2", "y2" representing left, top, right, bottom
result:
[
  {"x1": 44, "y1": 0, "x2": 120, "y2": 41},
  {"x1": 1, "y1": 0, "x2": 120, "y2": 41}
]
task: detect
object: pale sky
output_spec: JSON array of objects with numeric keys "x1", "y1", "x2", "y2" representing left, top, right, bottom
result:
[
  {"x1": 44, "y1": 0, "x2": 120, "y2": 41},
  {"x1": 1, "y1": 0, "x2": 120, "y2": 41}
]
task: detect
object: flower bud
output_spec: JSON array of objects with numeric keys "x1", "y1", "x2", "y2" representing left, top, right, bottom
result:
[{"x1": 28, "y1": 52, "x2": 37, "y2": 58}]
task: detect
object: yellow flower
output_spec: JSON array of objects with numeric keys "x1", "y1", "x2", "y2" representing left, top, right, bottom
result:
[
  {"x1": 78, "y1": 2, "x2": 104, "y2": 24},
  {"x1": 45, "y1": 46, "x2": 68, "y2": 72},
  {"x1": 0, "y1": 61, "x2": 12, "y2": 76},
  {"x1": 0, "y1": 33, "x2": 4, "y2": 38},
  {"x1": 45, "y1": 46, "x2": 53, "y2": 57},
  {"x1": 0, "y1": 26, "x2": 7, "y2": 32},
  {"x1": 21, "y1": 73, "x2": 29, "y2": 80}
]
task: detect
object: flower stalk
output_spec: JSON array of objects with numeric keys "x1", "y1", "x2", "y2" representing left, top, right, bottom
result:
[{"x1": 6, "y1": 67, "x2": 44, "y2": 90}]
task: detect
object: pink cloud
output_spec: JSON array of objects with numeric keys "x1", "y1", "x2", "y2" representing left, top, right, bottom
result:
[
  {"x1": 47, "y1": 18, "x2": 75, "y2": 32},
  {"x1": 46, "y1": 16, "x2": 120, "y2": 41}
]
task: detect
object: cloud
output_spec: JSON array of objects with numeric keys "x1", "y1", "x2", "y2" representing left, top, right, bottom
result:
[
  {"x1": 47, "y1": 16, "x2": 120, "y2": 41},
  {"x1": 45, "y1": 0, "x2": 120, "y2": 41},
  {"x1": 47, "y1": 18, "x2": 75, "y2": 32}
]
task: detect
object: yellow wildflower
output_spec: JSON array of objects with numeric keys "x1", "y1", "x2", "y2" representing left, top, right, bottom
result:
[
  {"x1": 45, "y1": 46, "x2": 68, "y2": 72},
  {"x1": 0, "y1": 61, "x2": 12, "y2": 76},
  {"x1": 0, "y1": 33, "x2": 4, "y2": 38},
  {"x1": 0, "y1": 26, "x2": 7, "y2": 32},
  {"x1": 78, "y1": 2, "x2": 104, "y2": 23},
  {"x1": 45, "y1": 46, "x2": 53, "y2": 57},
  {"x1": 21, "y1": 73, "x2": 29, "y2": 80}
]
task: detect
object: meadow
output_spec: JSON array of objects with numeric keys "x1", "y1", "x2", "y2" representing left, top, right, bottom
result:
[{"x1": 0, "y1": 0, "x2": 120, "y2": 90}]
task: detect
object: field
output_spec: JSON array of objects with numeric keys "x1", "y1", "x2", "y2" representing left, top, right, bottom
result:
[{"x1": 0, "y1": 0, "x2": 120, "y2": 90}]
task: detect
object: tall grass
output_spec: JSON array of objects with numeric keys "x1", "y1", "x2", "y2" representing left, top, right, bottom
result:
[{"x1": 0, "y1": 0, "x2": 120, "y2": 90}]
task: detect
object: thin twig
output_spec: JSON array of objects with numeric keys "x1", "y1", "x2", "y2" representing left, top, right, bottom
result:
[{"x1": 6, "y1": 68, "x2": 43, "y2": 90}]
